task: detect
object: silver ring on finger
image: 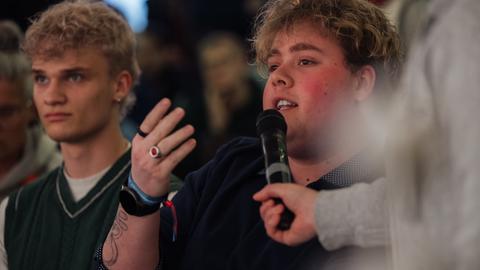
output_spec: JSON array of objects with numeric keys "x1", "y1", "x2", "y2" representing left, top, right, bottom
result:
[{"x1": 149, "y1": 146, "x2": 164, "y2": 159}]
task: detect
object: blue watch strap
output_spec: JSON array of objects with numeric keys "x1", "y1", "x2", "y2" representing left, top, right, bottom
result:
[{"x1": 127, "y1": 174, "x2": 167, "y2": 206}]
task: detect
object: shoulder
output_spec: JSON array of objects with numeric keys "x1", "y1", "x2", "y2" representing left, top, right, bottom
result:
[
  {"x1": 183, "y1": 137, "x2": 262, "y2": 190},
  {"x1": 213, "y1": 136, "x2": 261, "y2": 162},
  {"x1": 7, "y1": 168, "x2": 59, "y2": 214}
]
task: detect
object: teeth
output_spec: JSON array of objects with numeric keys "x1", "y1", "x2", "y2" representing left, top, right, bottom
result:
[{"x1": 276, "y1": 99, "x2": 297, "y2": 110}]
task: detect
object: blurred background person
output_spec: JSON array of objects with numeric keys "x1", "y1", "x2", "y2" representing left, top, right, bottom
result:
[
  {"x1": 0, "y1": 20, "x2": 61, "y2": 199},
  {"x1": 124, "y1": 0, "x2": 205, "y2": 178},
  {"x1": 197, "y1": 31, "x2": 263, "y2": 163},
  {"x1": 122, "y1": 29, "x2": 204, "y2": 142}
]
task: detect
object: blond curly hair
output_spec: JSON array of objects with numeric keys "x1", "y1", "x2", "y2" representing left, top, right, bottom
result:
[
  {"x1": 23, "y1": 0, "x2": 139, "y2": 118},
  {"x1": 252, "y1": 0, "x2": 403, "y2": 92}
]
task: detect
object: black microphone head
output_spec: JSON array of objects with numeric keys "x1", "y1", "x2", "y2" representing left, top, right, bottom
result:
[{"x1": 256, "y1": 109, "x2": 287, "y2": 136}]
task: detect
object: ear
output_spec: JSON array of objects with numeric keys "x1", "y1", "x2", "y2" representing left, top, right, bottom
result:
[
  {"x1": 112, "y1": 70, "x2": 133, "y2": 102},
  {"x1": 353, "y1": 65, "x2": 376, "y2": 102}
]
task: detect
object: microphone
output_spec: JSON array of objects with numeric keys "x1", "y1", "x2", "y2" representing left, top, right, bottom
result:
[{"x1": 256, "y1": 109, "x2": 295, "y2": 230}]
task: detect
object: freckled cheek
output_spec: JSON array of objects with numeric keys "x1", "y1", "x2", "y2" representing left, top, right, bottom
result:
[
  {"x1": 300, "y1": 79, "x2": 336, "y2": 108},
  {"x1": 303, "y1": 70, "x2": 351, "y2": 102}
]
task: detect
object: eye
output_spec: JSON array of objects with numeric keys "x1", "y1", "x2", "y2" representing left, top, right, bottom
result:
[
  {"x1": 33, "y1": 74, "x2": 49, "y2": 85},
  {"x1": 268, "y1": 64, "x2": 279, "y2": 73},
  {"x1": 298, "y1": 59, "x2": 315, "y2": 66},
  {"x1": 68, "y1": 73, "x2": 84, "y2": 83}
]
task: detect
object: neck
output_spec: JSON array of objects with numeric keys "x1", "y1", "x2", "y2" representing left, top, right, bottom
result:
[
  {"x1": 289, "y1": 150, "x2": 355, "y2": 186},
  {"x1": 60, "y1": 124, "x2": 128, "y2": 178},
  {"x1": 288, "y1": 129, "x2": 368, "y2": 186}
]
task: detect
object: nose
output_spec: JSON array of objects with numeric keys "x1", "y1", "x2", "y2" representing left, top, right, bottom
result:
[
  {"x1": 42, "y1": 80, "x2": 66, "y2": 106},
  {"x1": 270, "y1": 65, "x2": 293, "y2": 89}
]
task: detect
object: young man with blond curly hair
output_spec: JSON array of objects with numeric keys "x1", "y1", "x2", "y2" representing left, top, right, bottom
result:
[
  {"x1": 97, "y1": 0, "x2": 402, "y2": 269},
  {"x1": 0, "y1": 2, "x2": 183, "y2": 270}
]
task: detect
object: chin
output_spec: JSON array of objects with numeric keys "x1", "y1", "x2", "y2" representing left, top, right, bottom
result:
[
  {"x1": 47, "y1": 134, "x2": 71, "y2": 143},
  {"x1": 45, "y1": 129, "x2": 78, "y2": 143}
]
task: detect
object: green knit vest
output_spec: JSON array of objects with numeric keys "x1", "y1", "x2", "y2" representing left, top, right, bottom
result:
[{"x1": 5, "y1": 151, "x2": 131, "y2": 270}]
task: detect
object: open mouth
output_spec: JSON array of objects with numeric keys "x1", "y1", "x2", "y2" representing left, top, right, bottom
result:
[{"x1": 276, "y1": 99, "x2": 298, "y2": 111}]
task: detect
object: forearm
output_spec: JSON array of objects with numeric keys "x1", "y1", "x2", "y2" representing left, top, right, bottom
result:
[
  {"x1": 315, "y1": 178, "x2": 388, "y2": 250},
  {"x1": 102, "y1": 206, "x2": 160, "y2": 269}
]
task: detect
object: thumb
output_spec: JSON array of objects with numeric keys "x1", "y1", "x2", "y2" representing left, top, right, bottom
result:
[{"x1": 253, "y1": 183, "x2": 293, "y2": 202}]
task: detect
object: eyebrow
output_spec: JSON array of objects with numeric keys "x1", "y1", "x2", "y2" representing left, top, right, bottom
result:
[
  {"x1": 290, "y1": 43, "x2": 324, "y2": 54},
  {"x1": 267, "y1": 42, "x2": 325, "y2": 60},
  {"x1": 31, "y1": 67, "x2": 90, "y2": 74},
  {"x1": 31, "y1": 68, "x2": 43, "y2": 74}
]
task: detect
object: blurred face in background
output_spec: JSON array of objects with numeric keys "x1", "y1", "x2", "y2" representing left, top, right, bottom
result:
[
  {"x1": 0, "y1": 79, "x2": 34, "y2": 161},
  {"x1": 200, "y1": 37, "x2": 249, "y2": 93}
]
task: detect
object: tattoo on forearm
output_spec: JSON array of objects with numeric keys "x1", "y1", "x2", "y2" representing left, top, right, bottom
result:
[{"x1": 104, "y1": 209, "x2": 128, "y2": 266}]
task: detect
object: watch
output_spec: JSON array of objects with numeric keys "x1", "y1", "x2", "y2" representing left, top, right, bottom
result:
[{"x1": 119, "y1": 175, "x2": 168, "y2": 217}]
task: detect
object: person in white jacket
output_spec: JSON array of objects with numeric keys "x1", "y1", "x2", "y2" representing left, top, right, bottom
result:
[{"x1": 0, "y1": 20, "x2": 61, "y2": 199}]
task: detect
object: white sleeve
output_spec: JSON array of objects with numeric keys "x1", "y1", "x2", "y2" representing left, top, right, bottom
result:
[
  {"x1": 315, "y1": 177, "x2": 388, "y2": 250},
  {"x1": 0, "y1": 198, "x2": 9, "y2": 270},
  {"x1": 428, "y1": 6, "x2": 480, "y2": 268}
]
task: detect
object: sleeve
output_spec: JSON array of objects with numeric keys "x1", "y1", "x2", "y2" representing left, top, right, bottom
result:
[
  {"x1": 159, "y1": 163, "x2": 212, "y2": 266},
  {"x1": 159, "y1": 138, "x2": 245, "y2": 269},
  {"x1": 0, "y1": 198, "x2": 9, "y2": 270},
  {"x1": 427, "y1": 6, "x2": 480, "y2": 269},
  {"x1": 315, "y1": 177, "x2": 388, "y2": 250}
]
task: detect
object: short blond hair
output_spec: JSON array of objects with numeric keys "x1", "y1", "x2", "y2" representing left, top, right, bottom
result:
[
  {"x1": 23, "y1": 0, "x2": 139, "y2": 117},
  {"x1": 253, "y1": 0, "x2": 402, "y2": 91}
]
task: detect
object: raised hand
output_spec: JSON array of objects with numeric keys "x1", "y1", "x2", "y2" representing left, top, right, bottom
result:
[{"x1": 131, "y1": 98, "x2": 196, "y2": 197}]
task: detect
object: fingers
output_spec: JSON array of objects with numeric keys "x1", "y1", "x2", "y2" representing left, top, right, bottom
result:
[
  {"x1": 154, "y1": 125, "x2": 194, "y2": 156},
  {"x1": 161, "y1": 138, "x2": 197, "y2": 172},
  {"x1": 253, "y1": 183, "x2": 293, "y2": 202},
  {"x1": 130, "y1": 98, "x2": 196, "y2": 197},
  {"x1": 256, "y1": 184, "x2": 320, "y2": 247},
  {"x1": 259, "y1": 200, "x2": 281, "y2": 225},
  {"x1": 138, "y1": 98, "x2": 171, "y2": 135},
  {"x1": 258, "y1": 200, "x2": 283, "y2": 233},
  {"x1": 259, "y1": 199, "x2": 276, "y2": 220},
  {"x1": 261, "y1": 202, "x2": 286, "y2": 241},
  {"x1": 147, "y1": 107, "x2": 185, "y2": 145},
  {"x1": 136, "y1": 99, "x2": 191, "y2": 158}
]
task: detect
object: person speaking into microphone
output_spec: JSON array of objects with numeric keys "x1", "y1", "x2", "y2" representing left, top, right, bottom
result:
[{"x1": 98, "y1": 0, "x2": 402, "y2": 269}]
